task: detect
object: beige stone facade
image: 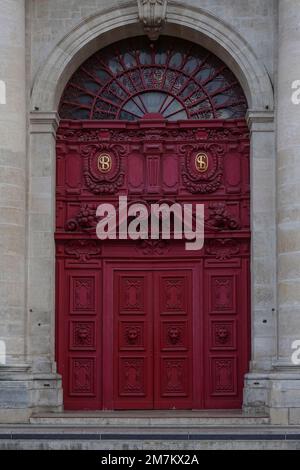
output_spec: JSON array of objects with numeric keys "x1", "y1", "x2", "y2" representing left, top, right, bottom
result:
[{"x1": 0, "y1": 0, "x2": 300, "y2": 425}]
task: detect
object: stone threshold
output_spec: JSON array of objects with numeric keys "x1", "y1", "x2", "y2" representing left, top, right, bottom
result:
[{"x1": 29, "y1": 410, "x2": 270, "y2": 427}]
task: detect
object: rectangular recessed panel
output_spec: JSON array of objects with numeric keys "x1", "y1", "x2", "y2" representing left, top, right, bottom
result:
[
  {"x1": 119, "y1": 276, "x2": 146, "y2": 315},
  {"x1": 118, "y1": 357, "x2": 147, "y2": 397},
  {"x1": 69, "y1": 321, "x2": 96, "y2": 350},
  {"x1": 70, "y1": 276, "x2": 96, "y2": 314},
  {"x1": 118, "y1": 321, "x2": 145, "y2": 351},
  {"x1": 210, "y1": 274, "x2": 237, "y2": 314},
  {"x1": 160, "y1": 357, "x2": 189, "y2": 397},
  {"x1": 210, "y1": 357, "x2": 237, "y2": 396},
  {"x1": 69, "y1": 357, "x2": 95, "y2": 396}
]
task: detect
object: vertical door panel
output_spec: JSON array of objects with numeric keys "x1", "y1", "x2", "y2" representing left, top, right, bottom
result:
[
  {"x1": 113, "y1": 272, "x2": 153, "y2": 409},
  {"x1": 57, "y1": 268, "x2": 102, "y2": 410},
  {"x1": 203, "y1": 267, "x2": 248, "y2": 408},
  {"x1": 154, "y1": 271, "x2": 193, "y2": 409}
]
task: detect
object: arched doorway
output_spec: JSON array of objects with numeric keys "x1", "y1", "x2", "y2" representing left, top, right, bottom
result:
[{"x1": 55, "y1": 36, "x2": 250, "y2": 410}]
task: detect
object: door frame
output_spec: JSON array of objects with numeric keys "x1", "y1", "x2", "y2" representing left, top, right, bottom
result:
[{"x1": 102, "y1": 259, "x2": 202, "y2": 410}]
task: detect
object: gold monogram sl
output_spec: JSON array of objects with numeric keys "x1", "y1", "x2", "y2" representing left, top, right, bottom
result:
[
  {"x1": 195, "y1": 153, "x2": 208, "y2": 173},
  {"x1": 97, "y1": 153, "x2": 112, "y2": 173}
]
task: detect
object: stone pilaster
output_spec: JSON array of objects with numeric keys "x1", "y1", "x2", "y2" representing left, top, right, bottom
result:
[
  {"x1": 270, "y1": 0, "x2": 300, "y2": 424},
  {"x1": 27, "y1": 112, "x2": 63, "y2": 414},
  {"x1": 0, "y1": 0, "x2": 31, "y2": 422},
  {"x1": 0, "y1": 0, "x2": 26, "y2": 363},
  {"x1": 242, "y1": 110, "x2": 276, "y2": 415}
]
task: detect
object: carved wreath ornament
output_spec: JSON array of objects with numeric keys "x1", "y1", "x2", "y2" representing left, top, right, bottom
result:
[
  {"x1": 80, "y1": 144, "x2": 125, "y2": 194},
  {"x1": 181, "y1": 143, "x2": 224, "y2": 194}
]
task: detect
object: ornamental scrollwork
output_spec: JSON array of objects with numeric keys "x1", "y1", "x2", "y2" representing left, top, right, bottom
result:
[
  {"x1": 181, "y1": 143, "x2": 224, "y2": 194},
  {"x1": 206, "y1": 238, "x2": 240, "y2": 260},
  {"x1": 64, "y1": 240, "x2": 101, "y2": 262},
  {"x1": 80, "y1": 143, "x2": 125, "y2": 194}
]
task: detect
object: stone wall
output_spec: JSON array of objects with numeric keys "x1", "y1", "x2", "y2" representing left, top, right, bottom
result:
[{"x1": 2, "y1": 0, "x2": 300, "y2": 424}]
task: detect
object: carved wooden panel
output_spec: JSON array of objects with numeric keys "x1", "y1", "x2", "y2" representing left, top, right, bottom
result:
[
  {"x1": 210, "y1": 357, "x2": 237, "y2": 396},
  {"x1": 127, "y1": 152, "x2": 144, "y2": 193},
  {"x1": 56, "y1": 268, "x2": 101, "y2": 409},
  {"x1": 161, "y1": 321, "x2": 188, "y2": 351},
  {"x1": 119, "y1": 276, "x2": 146, "y2": 314},
  {"x1": 204, "y1": 265, "x2": 248, "y2": 408},
  {"x1": 210, "y1": 275, "x2": 237, "y2": 314},
  {"x1": 69, "y1": 321, "x2": 96, "y2": 350},
  {"x1": 161, "y1": 358, "x2": 188, "y2": 396},
  {"x1": 114, "y1": 272, "x2": 153, "y2": 409},
  {"x1": 56, "y1": 119, "x2": 250, "y2": 410},
  {"x1": 69, "y1": 357, "x2": 95, "y2": 396},
  {"x1": 70, "y1": 276, "x2": 96, "y2": 314},
  {"x1": 119, "y1": 321, "x2": 145, "y2": 350},
  {"x1": 160, "y1": 277, "x2": 187, "y2": 314},
  {"x1": 155, "y1": 271, "x2": 193, "y2": 408},
  {"x1": 119, "y1": 358, "x2": 146, "y2": 396},
  {"x1": 210, "y1": 320, "x2": 236, "y2": 350}
]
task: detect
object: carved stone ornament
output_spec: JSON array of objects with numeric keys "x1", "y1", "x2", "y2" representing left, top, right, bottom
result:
[{"x1": 137, "y1": 0, "x2": 167, "y2": 40}]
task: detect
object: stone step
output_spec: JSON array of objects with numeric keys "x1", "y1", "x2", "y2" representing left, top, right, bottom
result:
[
  {"x1": 30, "y1": 411, "x2": 269, "y2": 427},
  {"x1": 1, "y1": 426, "x2": 300, "y2": 450}
]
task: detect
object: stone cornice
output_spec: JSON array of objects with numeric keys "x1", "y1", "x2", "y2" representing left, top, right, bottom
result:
[
  {"x1": 0, "y1": 364, "x2": 31, "y2": 380},
  {"x1": 246, "y1": 109, "x2": 275, "y2": 133},
  {"x1": 30, "y1": 111, "x2": 60, "y2": 136}
]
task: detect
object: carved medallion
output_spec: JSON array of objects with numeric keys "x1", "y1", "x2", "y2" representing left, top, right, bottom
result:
[
  {"x1": 80, "y1": 144, "x2": 125, "y2": 194},
  {"x1": 195, "y1": 153, "x2": 209, "y2": 173},
  {"x1": 181, "y1": 143, "x2": 224, "y2": 193},
  {"x1": 97, "y1": 153, "x2": 112, "y2": 173}
]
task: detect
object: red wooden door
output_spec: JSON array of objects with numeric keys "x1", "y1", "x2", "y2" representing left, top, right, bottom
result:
[
  {"x1": 114, "y1": 270, "x2": 193, "y2": 409},
  {"x1": 55, "y1": 119, "x2": 250, "y2": 410}
]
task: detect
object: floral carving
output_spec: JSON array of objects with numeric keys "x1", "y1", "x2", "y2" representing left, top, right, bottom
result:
[
  {"x1": 207, "y1": 128, "x2": 250, "y2": 141},
  {"x1": 65, "y1": 240, "x2": 101, "y2": 262},
  {"x1": 57, "y1": 126, "x2": 249, "y2": 143},
  {"x1": 57, "y1": 128, "x2": 103, "y2": 142},
  {"x1": 137, "y1": 239, "x2": 170, "y2": 255},
  {"x1": 207, "y1": 203, "x2": 240, "y2": 230},
  {"x1": 206, "y1": 239, "x2": 240, "y2": 260},
  {"x1": 65, "y1": 205, "x2": 98, "y2": 232}
]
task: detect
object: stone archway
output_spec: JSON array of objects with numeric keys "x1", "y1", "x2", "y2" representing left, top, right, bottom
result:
[{"x1": 28, "y1": 3, "x2": 275, "y2": 413}]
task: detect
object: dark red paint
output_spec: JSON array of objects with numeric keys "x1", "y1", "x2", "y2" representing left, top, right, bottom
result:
[{"x1": 55, "y1": 119, "x2": 250, "y2": 409}]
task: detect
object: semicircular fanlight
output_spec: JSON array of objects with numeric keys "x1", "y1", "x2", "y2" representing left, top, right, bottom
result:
[{"x1": 59, "y1": 36, "x2": 247, "y2": 121}]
